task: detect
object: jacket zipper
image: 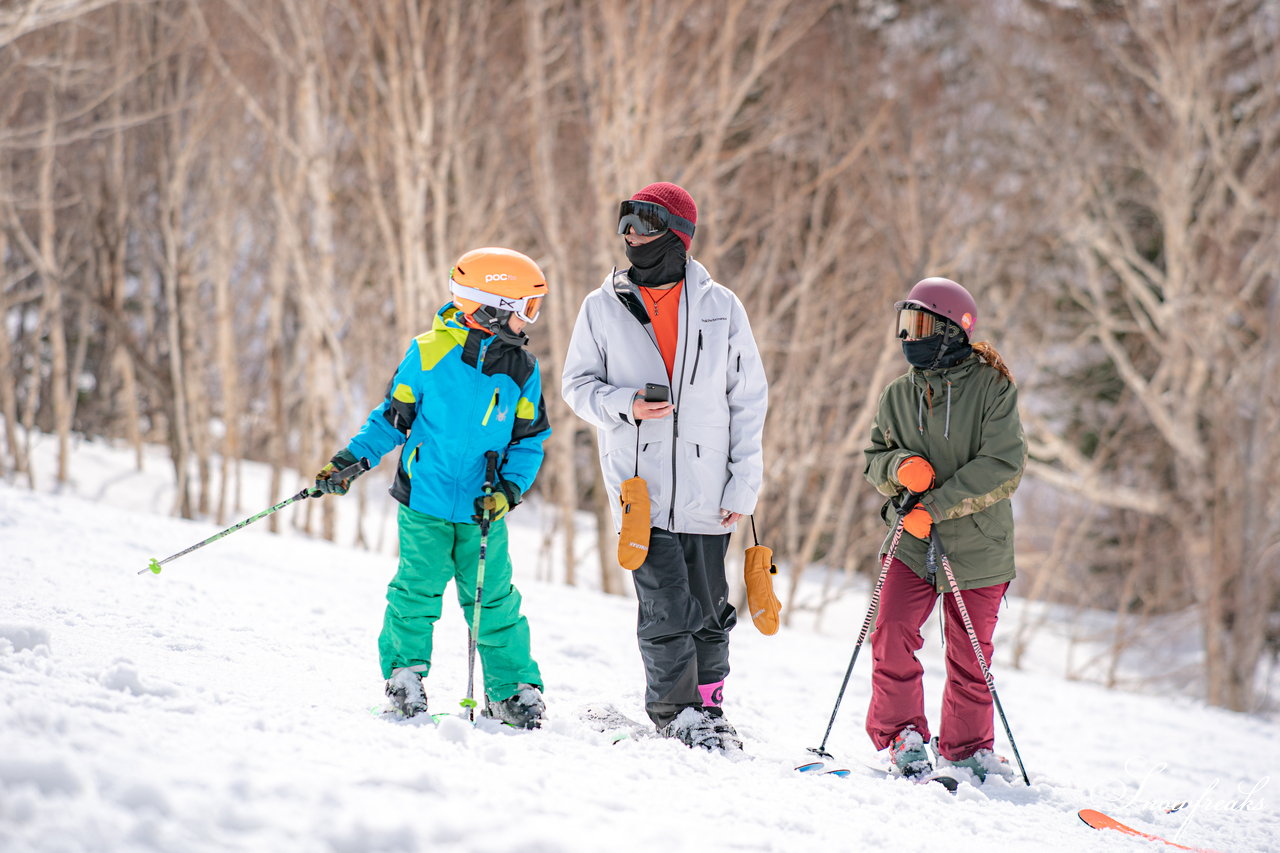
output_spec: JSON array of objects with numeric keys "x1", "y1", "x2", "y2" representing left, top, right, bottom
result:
[
  {"x1": 463, "y1": 340, "x2": 488, "y2": 515},
  {"x1": 624, "y1": 275, "x2": 690, "y2": 529},
  {"x1": 668, "y1": 286, "x2": 689, "y2": 529},
  {"x1": 689, "y1": 330, "x2": 703, "y2": 385},
  {"x1": 482, "y1": 388, "x2": 499, "y2": 426}
]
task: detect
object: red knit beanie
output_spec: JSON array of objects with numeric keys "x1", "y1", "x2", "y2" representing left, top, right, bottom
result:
[{"x1": 631, "y1": 182, "x2": 697, "y2": 250}]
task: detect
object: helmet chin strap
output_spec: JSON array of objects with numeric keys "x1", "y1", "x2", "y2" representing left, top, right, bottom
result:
[
  {"x1": 492, "y1": 317, "x2": 528, "y2": 347},
  {"x1": 467, "y1": 306, "x2": 527, "y2": 346}
]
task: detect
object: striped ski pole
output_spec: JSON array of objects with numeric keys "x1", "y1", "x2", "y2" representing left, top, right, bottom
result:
[
  {"x1": 807, "y1": 491, "x2": 920, "y2": 760},
  {"x1": 930, "y1": 527, "x2": 1031, "y2": 785},
  {"x1": 138, "y1": 457, "x2": 369, "y2": 576}
]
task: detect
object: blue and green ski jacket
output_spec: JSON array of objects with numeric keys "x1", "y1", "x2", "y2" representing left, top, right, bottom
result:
[{"x1": 347, "y1": 304, "x2": 551, "y2": 523}]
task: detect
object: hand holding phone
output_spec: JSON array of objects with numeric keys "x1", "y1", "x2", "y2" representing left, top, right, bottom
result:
[
  {"x1": 634, "y1": 384, "x2": 674, "y2": 421},
  {"x1": 643, "y1": 383, "x2": 670, "y2": 403}
]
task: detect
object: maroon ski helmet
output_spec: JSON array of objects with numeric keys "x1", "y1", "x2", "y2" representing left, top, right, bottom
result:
[{"x1": 894, "y1": 277, "x2": 978, "y2": 338}]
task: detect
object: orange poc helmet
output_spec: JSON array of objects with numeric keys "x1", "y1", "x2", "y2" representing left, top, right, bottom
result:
[{"x1": 449, "y1": 247, "x2": 548, "y2": 326}]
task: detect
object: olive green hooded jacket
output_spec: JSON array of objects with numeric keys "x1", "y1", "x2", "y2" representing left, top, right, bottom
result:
[{"x1": 863, "y1": 353, "x2": 1026, "y2": 591}]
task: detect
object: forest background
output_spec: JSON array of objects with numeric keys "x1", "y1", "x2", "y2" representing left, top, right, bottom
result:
[{"x1": 1, "y1": 0, "x2": 1276, "y2": 715}]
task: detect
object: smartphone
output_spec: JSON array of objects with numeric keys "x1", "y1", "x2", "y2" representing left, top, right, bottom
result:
[{"x1": 643, "y1": 383, "x2": 670, "y2": 403}]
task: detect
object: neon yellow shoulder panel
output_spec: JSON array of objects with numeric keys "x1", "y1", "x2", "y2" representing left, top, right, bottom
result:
[{"x1": 415, "y1": 329, "x2": 464, "y2": 371}]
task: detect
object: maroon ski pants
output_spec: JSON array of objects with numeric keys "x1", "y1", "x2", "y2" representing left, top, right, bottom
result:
[{"x1": 865, "y1": 557, "x2": 1008, "y2": 761}]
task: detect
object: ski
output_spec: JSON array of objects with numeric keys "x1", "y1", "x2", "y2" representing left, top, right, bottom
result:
[
  {"x1": 859, "y1": 760, "x2": 959, "y2": 793},
  {"x1": 371, "y1": 705, "x2": 467, "y2": 724},
  {"x1": 578, "y1": 702, "x2": 656, "y2": 743},
  {"x1": 1077, "y1": 809, "x2": 1220, "y2": 852},
  {"x1": 579, "y1": 704, "x2": 751, "y2": 761},
  {"x1": 795, "y1": 760, "x2": 851, "y2": 778},
  {"x1": 371, "y1": 705, "x2": 522, "y2": 730}
]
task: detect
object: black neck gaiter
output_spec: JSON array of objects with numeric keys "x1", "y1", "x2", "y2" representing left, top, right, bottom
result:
[
  {"x1": 902, "y1": 329, "x2": 972, "y2": 370},
  {"x1": 492, "y1": 319, "x2": 528, "y2": 348},
  {"x1": 626, "y1": 231, "x2": 687, "y2": 286}
]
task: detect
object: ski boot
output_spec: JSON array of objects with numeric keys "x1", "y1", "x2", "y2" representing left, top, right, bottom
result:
[
  {"x1": 660, "y1": 706, "x2": 721, "y2": 751},
  {"x1": 385, "y1": 669, "x2": 428, "y2": 718},
  {"x1": 937, "y1": 747, "x2": 1014, "y2": 783},
  {"x1": 703, "y1": 706, "x2": 744, "y2": 752},
  {"x1": 888, "y1": 726, "x2": 932, "y2": 778},
  {"x1": 483, "y1": 684, "x2": 545, "y2": 729}
]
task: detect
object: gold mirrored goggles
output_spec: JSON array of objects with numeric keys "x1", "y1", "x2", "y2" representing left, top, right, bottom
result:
[{"x1": 896, "y1": 307, "x2": 944, "y2": 340}]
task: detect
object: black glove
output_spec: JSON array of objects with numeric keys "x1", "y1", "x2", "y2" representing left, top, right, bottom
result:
[
  {"x1": 313, "y1": 449, "x2": 364, "y2": 496},
  {"x1": 472, "y1": 479, "x2": 521, "y2": 523}
]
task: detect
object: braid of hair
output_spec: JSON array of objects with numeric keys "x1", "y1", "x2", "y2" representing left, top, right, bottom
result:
[{"x1": 971, "y1": 341, "x2": 1015, "y2": 385}]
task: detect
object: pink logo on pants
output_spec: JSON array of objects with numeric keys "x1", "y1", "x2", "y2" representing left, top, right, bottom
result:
[{"x1": 699, "y1": 681, "x2": 724, "y2": 707}]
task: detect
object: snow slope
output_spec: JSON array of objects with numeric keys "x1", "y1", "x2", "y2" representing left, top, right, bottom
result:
[{"x1": 1, "y1": 446, "x2": 1277, "y2": 852}]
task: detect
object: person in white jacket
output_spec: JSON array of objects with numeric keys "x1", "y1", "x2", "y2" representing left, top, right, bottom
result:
[{"x1": 562, "y1": 181, "x2": 768, "y2": 752}]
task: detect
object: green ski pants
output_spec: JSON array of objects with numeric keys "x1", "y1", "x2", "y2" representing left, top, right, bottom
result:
[{"x1": 378, "y1": 504, "x2": 542, "y2": 702}]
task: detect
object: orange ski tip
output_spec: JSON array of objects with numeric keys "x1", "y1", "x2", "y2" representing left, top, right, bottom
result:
[{"x1": 1078, "y1": 809, "x2": 1221, "y2": 853}]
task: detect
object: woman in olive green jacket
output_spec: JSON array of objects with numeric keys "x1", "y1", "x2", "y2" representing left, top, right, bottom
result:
[{"x1": 862, "y1": 277, "x2": 1026, "y2": 784}]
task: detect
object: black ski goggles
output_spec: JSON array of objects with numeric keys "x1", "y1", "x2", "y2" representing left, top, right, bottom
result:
[{"x1": 617, "y1": 199, "x2": 696, "y2": 239}]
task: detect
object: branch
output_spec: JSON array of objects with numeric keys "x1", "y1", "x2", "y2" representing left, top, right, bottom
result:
[{"x1": 0, "y1": 0, "x2": 122, "y2": 48}]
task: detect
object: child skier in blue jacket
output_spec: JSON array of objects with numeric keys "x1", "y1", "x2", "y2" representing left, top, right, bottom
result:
[{"x1": 314, "y1": 247, "x2": 552, "y2": 728}]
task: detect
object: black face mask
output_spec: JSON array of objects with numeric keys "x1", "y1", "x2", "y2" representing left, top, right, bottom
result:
[
  {"x1": 626, "y1": 231, "x2": 687, "y2": 286},
  {"x1": 902, "y1": 325, "x2": 971, "y2": 370}
]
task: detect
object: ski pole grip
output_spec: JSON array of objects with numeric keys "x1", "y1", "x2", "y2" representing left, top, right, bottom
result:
[
  {"x1": 332, "y1": 456, "x2": 371, "y2": 483},
  {"x1": 483, "y1": 450, "x2": 499, "y2": 491},
  {"x1": 896, "y1": 491, "x2": 922, "y2": 516}
]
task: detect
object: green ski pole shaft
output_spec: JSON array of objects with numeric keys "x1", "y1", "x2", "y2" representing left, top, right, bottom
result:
[
  {"x1": 140, "y1": 457, "x2": 368, "y2": 575},
  {"x1": 464, "y1": 450, "x2": 500, "y2": 720},
  {"x1": 139, "y1": 490, "x2": 310, "y2": 575}
]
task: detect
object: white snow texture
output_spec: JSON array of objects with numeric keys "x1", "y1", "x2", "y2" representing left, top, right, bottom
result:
[{"x1": 1, "y1": 435, "x2": 1277, "y2": 852}]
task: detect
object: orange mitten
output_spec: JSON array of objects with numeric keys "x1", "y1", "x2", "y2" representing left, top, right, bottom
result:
[
  {"x1": 744, "y1": 544, "x2": 782, "y2": 635},
  {"x1": 896, "y1": 455, "x2": 935, "y2": 494},
  {"x1": 618, "y1": 477, "x2": 651, "y2": 570},
  {"x1": 903, "y1": 505, "x2": 933, "y2": 539}
]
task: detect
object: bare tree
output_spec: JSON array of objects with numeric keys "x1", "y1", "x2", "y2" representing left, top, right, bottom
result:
[
  {"x1": 0, "y1": 0, "x2": 122, "y2": 48},
  {"x1": 3, "y1": 0, "x2": 1274, "y2": 712},
  {"x1": 1009, "y1": 0, "x2": 1280, "y2": 710}
]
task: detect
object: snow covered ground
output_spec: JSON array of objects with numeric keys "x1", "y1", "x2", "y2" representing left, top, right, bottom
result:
[{"x1": 2, "y1": 435, "x2": 1278, "y2": 852}]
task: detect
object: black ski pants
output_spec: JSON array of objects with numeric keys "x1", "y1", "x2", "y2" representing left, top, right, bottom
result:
[{"x1": 631, "y1": 528, "x2": 737, "y2": 729}]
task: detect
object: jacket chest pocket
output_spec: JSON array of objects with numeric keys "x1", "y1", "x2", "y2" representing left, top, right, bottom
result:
[{"x1": 686, "y1": 324, "x2": 728, "y2": 388}]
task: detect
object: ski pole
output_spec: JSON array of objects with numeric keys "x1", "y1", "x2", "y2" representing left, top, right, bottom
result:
[
  {"x1": 462, "y1": 450, "x2": 500, "y2": 721},
  {"x1": 930, "y1": 527, "x2": 1031, "y2": 786},
  {"x1": 138, "y1": 456, "x2": 370, "y2": 575},
  {"x1": 808, "y1": 491, "x2": 920, "y2": 759}
]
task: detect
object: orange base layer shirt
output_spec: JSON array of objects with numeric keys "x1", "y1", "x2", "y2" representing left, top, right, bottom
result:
[{"x1": 639, "y1": 280, "x2": 684, "y2": 381}]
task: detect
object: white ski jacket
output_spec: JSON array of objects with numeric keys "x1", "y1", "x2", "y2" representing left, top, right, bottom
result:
[{"x1": 561, "y1": 258, "x2": 768, "y2": 535}]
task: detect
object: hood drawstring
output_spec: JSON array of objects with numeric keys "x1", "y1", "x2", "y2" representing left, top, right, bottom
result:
[
  {"x1": 913, "y1": 375, "x2": 954, "y2": 440},
  {"x1": 944, "y1": 380, "x2": 953, "y2": 440}
]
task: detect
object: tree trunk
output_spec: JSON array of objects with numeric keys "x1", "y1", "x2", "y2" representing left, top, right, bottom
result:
[{"x1": 38, "y1": 89, "x2": 71, "y2": 485}]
